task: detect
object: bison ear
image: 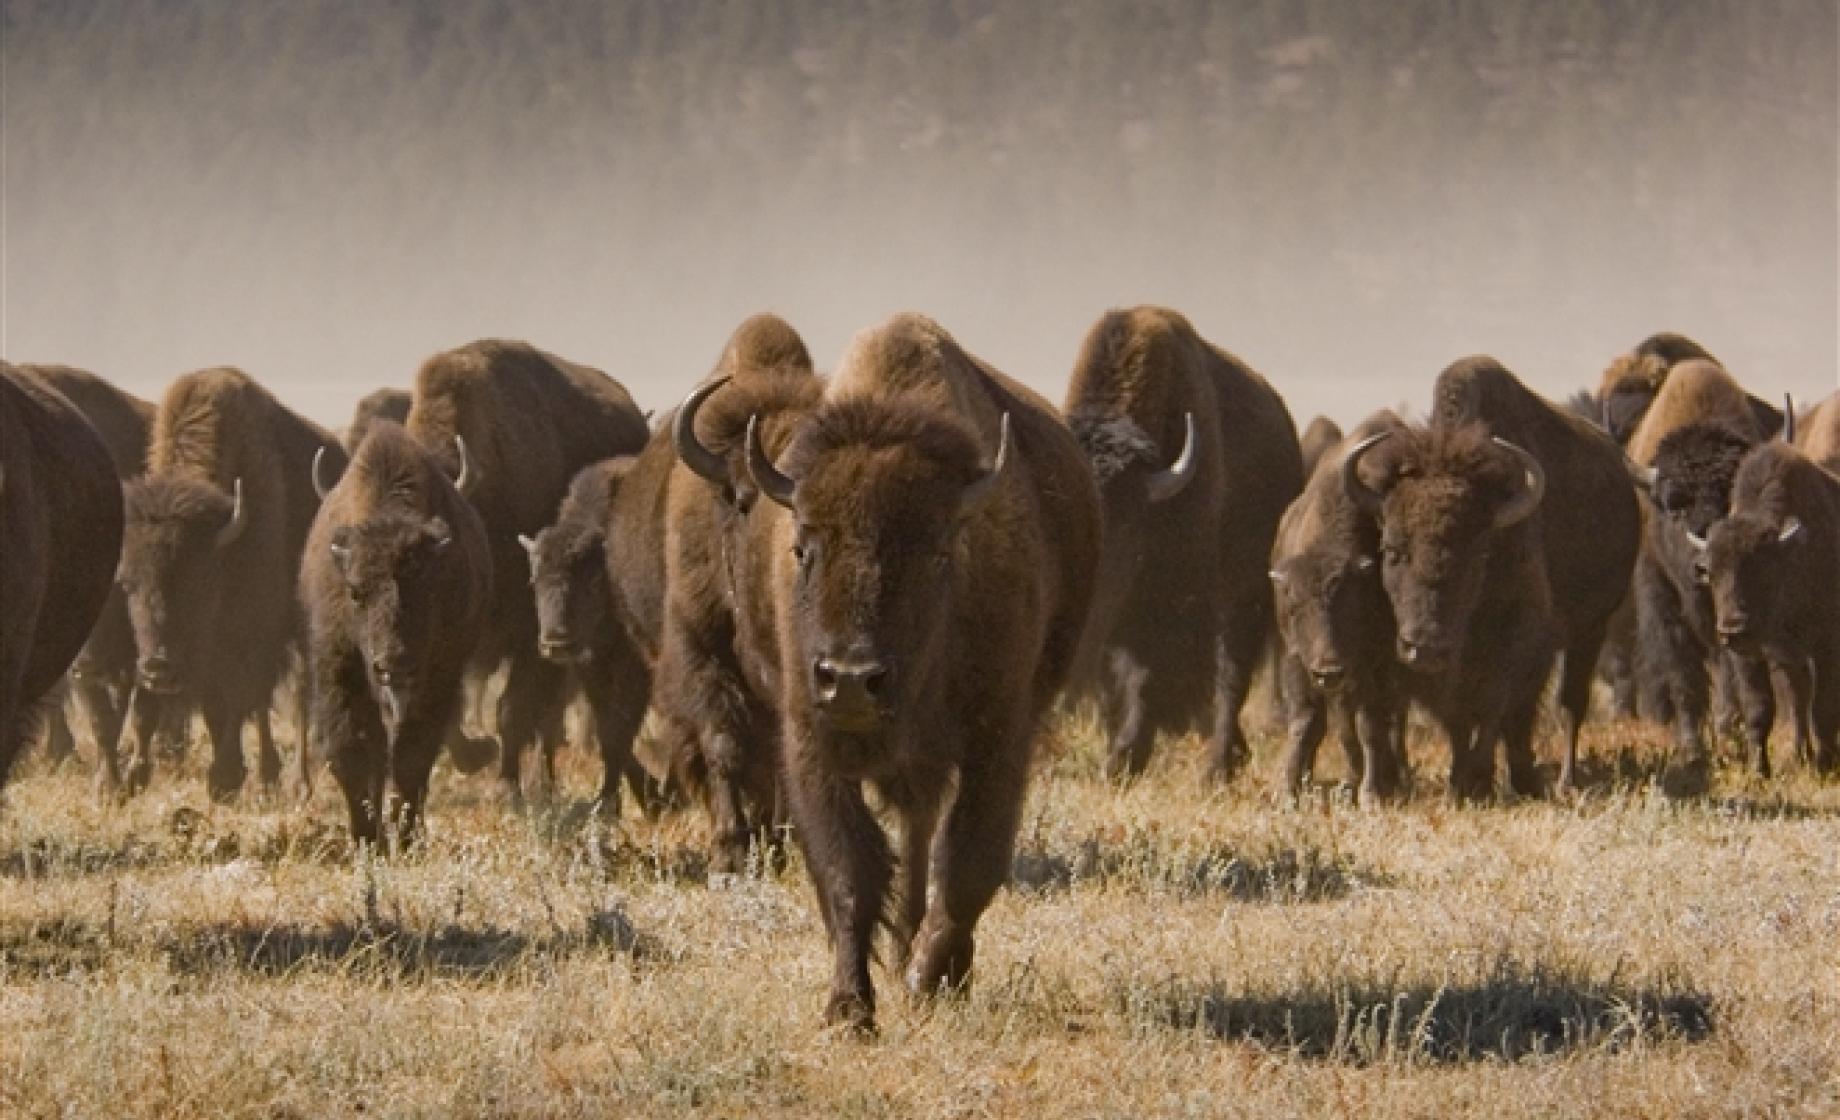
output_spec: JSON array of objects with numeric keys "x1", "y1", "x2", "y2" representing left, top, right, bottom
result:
[
  {"x1": 1778, "y1": 517, "x2": 1803, "y2": 544},
  {"x1": 426, "y1": 518, "x2": 453, "y2": 550}
]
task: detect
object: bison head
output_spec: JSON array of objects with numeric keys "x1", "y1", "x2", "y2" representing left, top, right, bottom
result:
[
  {"x1": 119, "y1": 475, "x2": 248, "y2": 693},
  {"x1": 1067, "y1": 410, "x2": 1197, "y2": 627},
  {"x1": 1701, "y1": 512, "x2": 1803, "y2": 651},
  {"x1": 1341, "y1": 425, "x2": 1544, "y2": 671},
  {"x1": 520, "y1": 521, "x2": 608, "y2": 665},
  {"x1": 1270, "y1": 548, "x2": 1389, "y2": 693},
  {"x1": 1644, "y1": 421, "x2": 1754, "y2": 548},
  {"x1": 748, "y1": 397, "x2": 1008, "y2": 767},
  {"x1": 327, "y1": 512, "x2": 455, "y2": 727}
]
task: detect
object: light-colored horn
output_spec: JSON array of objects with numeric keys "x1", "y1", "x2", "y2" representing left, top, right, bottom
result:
[
  {"x1": 1146, "y1": 412, "x2": 1198, "y2": 503},
  {"x1": 518, "y1": 533, "x2": 538, "y2": 556},
  {"x1": 744, "y1": 413, "x2": 796, "y2": 510},
  {"x1": 452, "y1": 435, "x2": 474, "y2": 493},
  {"x1": 673, "y1": 376, "x2": 732, "y2": 486},
  {"x1": 1338, "y1": 432, "x2": 1391, "y2": 517},
  {"x1": 216, "y1": 478, "x2": 247, "y2": 548},
  {"x1": 312, "y1": 446, "x2": 336, "y2": 500},
  {"x1": 1490, "y1": 438, "x2": 1545, "y2": 529},
  {"x1": 958, "y1": 413, "x2": 1013, "y2": 518}
]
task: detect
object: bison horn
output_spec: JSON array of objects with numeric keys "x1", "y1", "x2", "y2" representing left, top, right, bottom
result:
[
  {"x1": 958, "y1": 413, "x2": 1014, "y2": 519},
  {"x1": 1685, "y1": 528, "x2": 1709, "y2": 552},
  {"x1": 216, "y1": 477, "x2": 247, "y2": 549},
  {"x1": 674, "y1": 376, "x2": 733, "y2": 486},
  {"x1": 518, "y1": 532, "x2": 538, "y2": 557},
  {"x1": 1779, "y1": 516, "x2": 1803, "y2": 543},
  {"x1": 1490, "y1": 438, "x2": 1546, "y2": 529},
  {"x1": 1339, "y1": 432, "x2": 1391, "y2": 518},
  {"x1": 311, "y1": 446, "x2": 336, "y2": 501},
  {"x1": 1782, "y1": 394, "x2": 1795, "y2": 445},
  {"x1": 1146, "y1": 412, "x2": 1198, "y2": 503},
  {"x1": 452, "y1": 435, "x2": 475, "y2": 493},
  {"x1": 745, "y1": 413, "x2": 797, "y2": 510}
]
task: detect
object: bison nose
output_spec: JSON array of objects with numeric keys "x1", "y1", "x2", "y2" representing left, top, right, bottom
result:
[{"x1": 812, "y1": 657, "x2": 892, "y2": 708}]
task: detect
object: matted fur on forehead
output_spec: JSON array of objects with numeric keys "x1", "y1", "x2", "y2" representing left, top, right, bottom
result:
[
  {"x1": 1363, "y1": 423, "x2": 1527, "y2": 504},
  {"x1": 1651, "y1": 421, "x2": 1754, "y2": 489},
  {"x1": 780, "y1": 394, "x2": 988, "y2": 489},
  {"x1": 1066, "y1": 411, "x2": 1159, "y2": 486}
]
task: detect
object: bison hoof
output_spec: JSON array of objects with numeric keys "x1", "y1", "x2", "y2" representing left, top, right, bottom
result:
[
  {"x1": 823, "y1": 991, "x2": 876, "y2": 1035},
  {"x1": 446, "y1": 734, "x2": 499, "y2": 776}
]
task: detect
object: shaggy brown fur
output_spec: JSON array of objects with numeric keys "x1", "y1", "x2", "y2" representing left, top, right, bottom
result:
[
  {"x1": 659, "y1": 313, "x2": 821, "y2": 870},
  {"x1": 1703, "y1": 443, "x2": 1840, "y2": 774},
  {"x1": 737, "y1": 313, "x2": 1100, "y2": 1031},
  {"x1": 1298, "y1": 415, "x2": 1345, "y2": 479},
  {"x1": 1595, "y1": 333, "x2": 1717, "y2": 446},
  {"x1": 345, "y1": 388, "x2": 411, "y2": 454},
  {"x1": 1062, "y1": 306, "x2": 1304, "y2": 782},
  {"x1": 1431, "y1": 355, "x2": 1641, "y2": 792},
  {"x1": 0, "y1": 365, "x2": 124, "y2": 785},
  {"x1": 13, "y1": 365, "x2": 155, "y2": 768},
  {"x1": 1344, "y1": 423, "x2": 1558, "y2": 800},
  {"x1": 404, "y1": 340, "x2": 649, "y2": 795},
  {"x1": 117, "y1": 367, "x2": 345, "y2": 799},
  {"x1": 1793, "y1": 391, "x2": 1840, "y2": 473},
  {"x1": 1269, "y1": 411, "x2": 1409, "y2": 801},
  {"x1": 301, "y1": 422, "x2": 492, "y2": 842}
]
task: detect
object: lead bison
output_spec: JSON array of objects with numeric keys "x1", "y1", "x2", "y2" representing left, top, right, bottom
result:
[
  {"x1": 1269, "y1": 411, "x2": 1410, "y2": 801},
  {"x1": 1703, "y1": 441, "x2": 1840, "y2": 775},
  {"x1": 403, "y1": 340, "x2": 649, "y2": 797},
  {"x1": 738, "y1": 313, "x2": 1100, "y2": 1030},
  {"x1": 663, "y1": 314, "x2": 822, "y2": 870},
  {"x1": 12, "y1": 365, "x2": 155, "y2": 770},
  {"x1": 302, "y1": 421, "x2": 492, "y2": 843},
  {"x1": 1063, "y1": 306, "x2": 1303, "y2": 781},
  {"x1": 117, "y1": 367, "x2": 344, "y2": 798},
  {"x1": 1630, "y1": 359, "x2": 1777, "y2": 792},
  {"x1": 1431, "y1": 356, "x2": 1641, "y2": 791},
  {"x1": 1342, "y1": 423, "x2": 1557, "y2": 800},
  {"x1": 1, "y1": 364, "x2": 124, "y2": 786}
]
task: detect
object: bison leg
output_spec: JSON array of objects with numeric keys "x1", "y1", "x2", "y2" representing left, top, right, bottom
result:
[
  {"x1": 785, "y1": 763, "x2": 890, "y2": 1031},
  {"x1": 1728, "y1": 651, "x2": 1776, "y2": 780},
  {"x1": 1779, "y1": 658, "x2": 1815, "y2": 771},
  {"x1": 1808, "y1": 658, "x2": 1839, "y2": 776},
  {"x1": 39, "y1": 680, "x2": 76, "y2": 763},
  {"x1": 1098, "y1": 648, "x2": 1154, "y2": 780},
  {"x1": 1205, "y1": 603, "x2": 1268, "y2": 784},
  {"x1": 1274, "y1": 654, "x2": 1327, "y2": 797},
  {"x1": 200, "y1": 697, "x2": 250, "y2": 802},
  {"x1": 319, "y1": 652, "x2": 386, "y2": 844},
  {"x1": 885, "y1": 783, "x2": 944, "y2": 974},
  {"x1": 385, "y1": 705, "x2": 452, "y2": 849},
  {"x1": 579, "y1": 639, "x2": 655, "y2": 819},
  {"x1": 494, "y1": 650, "x2": 566, "y2": 801},
  {"x1": 116, "y1": 685, "x2": 168, "y2": 796},
  {"x1": 907, "y1": 717, "x2": 1031, "y2": 1003},
  {"x1": 254, "y1": 707, "x2": 283, "y2": 792},
  {"x1": 1501, "y1": 699, "x2": 1543, "y2": 799},
  {"x1": 1555, "y1": 625, "x2": 1607, "y2": 795},
  {"x1": 1355, "y1": 695, "x2": 1406, "y2": 804},
  {"x1": 1637, "y1": 560, "x2": 1711, "y2": 796},
  {"x1": 76, "y1": 673, "x2": 128, "y2": 790}
]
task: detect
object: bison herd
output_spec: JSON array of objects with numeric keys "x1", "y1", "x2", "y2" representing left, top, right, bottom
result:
[{"x1": 2, "y1": 313, "x2": 1835, "y2": 1028}]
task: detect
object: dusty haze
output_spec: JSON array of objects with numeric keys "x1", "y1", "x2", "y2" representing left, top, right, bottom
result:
[{"x1": 3, "y1": 1, "x2": 1835, "y2": 429}]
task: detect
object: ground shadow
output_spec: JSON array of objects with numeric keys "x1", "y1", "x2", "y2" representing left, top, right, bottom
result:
[
  {"x1": 1140, "y1": 965, "x2": 1713, "y2": 1063},
  {"x1": 1012, "y1": 838, "x2": 1390, "y2": 902}
]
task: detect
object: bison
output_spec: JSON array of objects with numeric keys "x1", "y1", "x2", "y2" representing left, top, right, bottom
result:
[
  {"x1": 12, "y1": 365, "x2": 156, "y2": 770},
  {"x1": 737, "y1": 313, "x2": 1100, "y2": 1030},
  {"x1": 302, "y1": 421, "x2": 492, "y2": 842},
  {"x1": 1628, "y1": 360, "x2": 1776, "y2": 792},
  {"x1": 662, "y1": 313, "x2": 822, "y2": 870},
  {"x1": 1063, "y1": 306, "x2": 1303, "y2": 782},
  {"x1": 345, "y1": 388, "x2": 412, "y2": 454},
  {"x1": 1431, "y1": 356, "x2": 1642, "y2": 792},
  {"x1": 520, "y1": 451, "x2": 681, "y2": 817},
  {"x1": 1269, "y1": 411, "x2": 1410, "y2": 801},
  {"x1": 1596, "y1": 332, "x2": 1718, "y2": 446},
  {"x1": 1342, "y1": 423, "x2": 1557, "y2": 800},
  {"x1": 1791, "y1": 391, "x2": 1839, "y2": 473},
  {"x1": 403, "y1": 340, "x2": 649, "y2": 797},
  {"x1": 1, "y1": 364, "x2": 125, "y2": 786},
  {"x1": 1702, "y1": 441, "x2": 1840, "y2": 774},
  {"x1": 117, "y1": 367, "x2": 344, "y2": 798}
]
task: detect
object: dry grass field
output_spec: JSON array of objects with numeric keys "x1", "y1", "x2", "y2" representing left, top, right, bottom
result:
[{"x1": 3, "y1": 709, "x2": 1837, "y2": 1119}]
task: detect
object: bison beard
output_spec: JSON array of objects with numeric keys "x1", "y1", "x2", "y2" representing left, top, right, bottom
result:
[
  {"x1": 1342, "y1": 423, "x2": 1558, "y2": 800},
  {"x1": 738, "y1": 313, "x2": 1100, "y2": 1031},
  {"x1": 302, "y1": 422, "x2": 492, "y2": 844},
  {"x1": 0, "y1": 365, "x2": 125, "y2": 785}
]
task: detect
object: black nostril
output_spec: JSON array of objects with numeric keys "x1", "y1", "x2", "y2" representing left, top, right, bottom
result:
[
  {"x1": 813, "y1": 659, "x2": 838, "y2": 699},
  {"x1": 862, "y1": 666, "x2": 890, "y2": 698}
]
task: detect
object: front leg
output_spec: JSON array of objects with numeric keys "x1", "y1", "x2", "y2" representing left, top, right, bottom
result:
[
  {"x1": 784, "y1": 756, "x2": 891, "y2": 1031},
  {"x1": 1273, "y1": 653, "x2": 1327, "y2": 797},
  {"x1": 1726, "y1": 650, "x2": 1775, "y2": 780}
]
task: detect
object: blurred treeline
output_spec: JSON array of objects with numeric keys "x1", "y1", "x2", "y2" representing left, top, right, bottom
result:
[{"x1": 3, "y1": 0, "x2": 1834, "y2": 418}]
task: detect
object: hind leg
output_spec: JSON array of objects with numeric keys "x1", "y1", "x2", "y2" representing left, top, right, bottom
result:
[
  {"x1": 1099, "y1": 648, "x2": 1155, "y2": 780},
  {"x1": 1206, "y1": 596, "x2": 1270, "y2": 784},
  {"x1": 1555, "y1": 629, "x2": 1606, "y2": 794},
  {"x1": 255, "y1": 707, "x2": 283, "y2": 791}
]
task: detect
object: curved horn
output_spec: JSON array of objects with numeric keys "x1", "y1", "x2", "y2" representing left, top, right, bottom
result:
[
  {"x1": 311, "y1": 446, "x2": 336, "y2": 501},
  {"x1": 517, "y1": 532, "x2": 538, "y2": 557},
  {"x1": 452, "y1": 435, "x2": 475, "y2": 493},
  {"x1": 1338, "y1": 432, "x2": 1391, "y2": 517},
  {"x1": 744, "y1": 413, "x2": 796, "y2": 510},
  {"x1": 1146, "y1": 412, "x2": 1198, "y2": 503},
  {"x1": 1490, "y1": 438, "x2": 1546, "y2": 529},
  {"x1": 1783, "y1": 393, "x2": 1795, "y2": 445},
  {"x1": 958, "y1": 413, "x2": 1013, "y2": 518},
  {"x1": 673, "y1": 376, "x2": 732, "y2": 486},
  {"x1": 216, "y1": 477, "x2": 247, "y2": 548}
]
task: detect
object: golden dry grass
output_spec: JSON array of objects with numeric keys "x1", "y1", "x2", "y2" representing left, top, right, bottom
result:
[{"x1": 2, "y1": 711, "x2": 1837, "y2": 1119}]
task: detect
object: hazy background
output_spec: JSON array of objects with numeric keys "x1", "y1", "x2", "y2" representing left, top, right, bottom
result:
[{"x1": 4, "y1": 0, "x2": 1835, "y2": 429}]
